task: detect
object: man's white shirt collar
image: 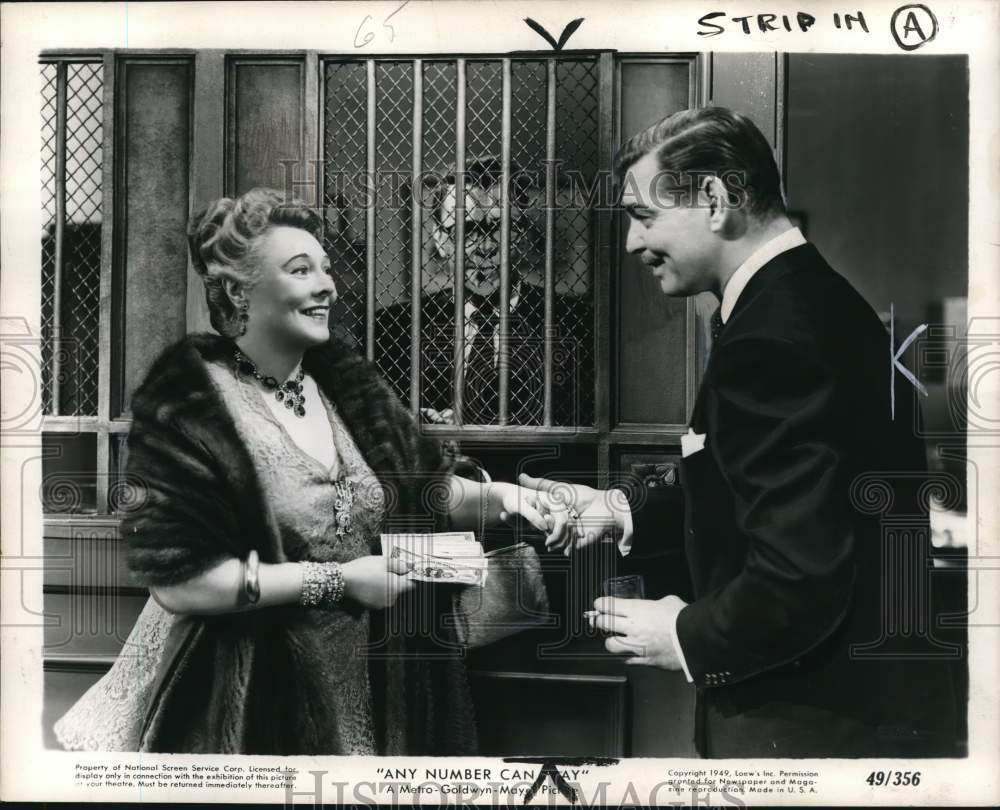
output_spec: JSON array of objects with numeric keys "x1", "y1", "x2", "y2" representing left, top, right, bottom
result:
[{"x1": 720, "y1": 227, "x2": 806, "y2": 323}]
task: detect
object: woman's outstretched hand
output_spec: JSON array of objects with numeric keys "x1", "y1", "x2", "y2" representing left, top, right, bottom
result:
[
  {"x1": 493, "y1": 482, "x2": 551, "y2": 534},
  {"x1": 517, "y1": 474, "x2": 628, "y2": 555},
  {"x1": 341, "y1": 555, "x2": 415, "y2": 609}
]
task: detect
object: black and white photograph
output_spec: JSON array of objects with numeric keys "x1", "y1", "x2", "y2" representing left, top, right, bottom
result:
[{"x1": 1, "y1": 0, "x2": 998, "y2": 805}]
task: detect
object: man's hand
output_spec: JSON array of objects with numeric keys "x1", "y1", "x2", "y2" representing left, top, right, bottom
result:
[
  {"x1": 518, "y1": 474, "x2": 628, "y2": 555},
  {"x1": 592, "y1": 595, "x2": 689, "y2": 669}
]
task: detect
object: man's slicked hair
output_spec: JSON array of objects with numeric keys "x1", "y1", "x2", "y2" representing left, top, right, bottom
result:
[{"x1": 615, "y1": 106, "x2": 786, "y2": 219}]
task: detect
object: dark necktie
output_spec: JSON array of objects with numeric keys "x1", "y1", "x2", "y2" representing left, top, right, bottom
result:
[
  {"x1": 711, "y1": 306, "x2": 725, "y2": 341},
  {"x1": 464, "y1": 296, "x2": 499, "y2": 423}
]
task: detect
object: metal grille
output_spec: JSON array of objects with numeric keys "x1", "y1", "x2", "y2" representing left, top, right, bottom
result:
[
  {"x1": 461, "y1": 62, "x2": 504, "y2": 424},
  {"x1": 465, "y1": 61, "x2": 502, "y2": 157},
  {"x1": 508, "y1": 61, "x2": 548, "y2": 426},
  {"x1": 323, "y1": 61, "x2": 368, "y2": 349},
  {"x1": 41, "y1": 63, "x2": 58, "y2": 414},
  {"x1": 373, "y1": 61, "x2": 415, "y2": 406},
  {"x1": 420, "y1": 61, "x2": 458, "y2": 414},
  {"x1": 40, "y1": 61, "x2": 103, "y2": 416},
  {"x1": 511, "y1": 62, "x2": 546, "y2": 172},
  {"x1": 554, "y1": 60, "x2": 598, "y2": 426},
  {"x1": 322, "y1": 57, "x2": 599, "y2": 428}
]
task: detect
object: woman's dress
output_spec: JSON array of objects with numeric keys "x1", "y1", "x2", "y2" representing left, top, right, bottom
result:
[{"x1": 56, "y1": 358, "x2": 387, "y2": 753}]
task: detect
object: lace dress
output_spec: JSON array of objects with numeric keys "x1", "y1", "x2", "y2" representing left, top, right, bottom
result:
[{"x1": 55, "y1": 360, "x2": 387, "y2": 753}]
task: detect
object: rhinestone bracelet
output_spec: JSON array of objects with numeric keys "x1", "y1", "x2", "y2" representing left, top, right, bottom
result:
[
  {"x1": 300, "y1": 560, "x2": 345, "y2": 608},
  {"x1": 327, "y1": 562, "x2": 345, "y2": 605}
]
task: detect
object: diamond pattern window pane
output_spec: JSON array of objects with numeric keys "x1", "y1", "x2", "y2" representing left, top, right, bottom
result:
[
  {"x1": 41, "y1": 63, "x2": 58, "y2": 414},
  {"x1": 372, "y1": 61, "x2": 415, "y2": 408},
  {"x1": 553, "y1": 60, "x2": 598, "y2": 426},
  {"x1": 419, "y1": 62, "x2": 458, "y2": 414},
  {"x1": 323, "y1": 62, "x2": 369, "y2": 351},
  {"x1": 322, "y1": 57, "x2": 598, "y2": 427},
  {"x1": 466, "y1": 61, "x2": 502, "y2": 160},
  {"x1": 40, "y1": 61, "x2": 103, "y2": 417},
  {"x1": 508, "y1": 61, "x2": 549, "y2": 426}
]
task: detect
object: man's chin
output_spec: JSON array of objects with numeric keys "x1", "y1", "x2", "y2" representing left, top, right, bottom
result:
[{"x1": 655, "y1": 273, "x2": 684, "y2": 296}]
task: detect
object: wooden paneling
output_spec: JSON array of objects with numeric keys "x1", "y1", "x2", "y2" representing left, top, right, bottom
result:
[
  {"x1": 470, "y1": 671, "x2": 627, "y2": 756},
  {"x1": 710, "y1": 52, "x2": 780, "y2": 147},
  {"x1": 628, "y1": 668, "x2": 698, "y2": 757},
  {"x1": 97, "y1": 53, "x2": 117, "y2": 512},
  {"x1": 41, "y1": 434, "x2": 98, "y2": 515},
  {"x1": 43, "y1": 667, "x2": 107, "y2": 750},
  {"x1": 615, "y1": 60, "x2": 693, "y2": 428},
  {"x1": 784, "y1": 54, "x2": 967, "y2": 328},
  {"x1": 613, "y1": 448, "x2": 693, "y2": 602},
  {"x1": 594, "y1": 51, "x2": 615, "y2": 435},
  {"x1": 115, "y1": 58, "x2": 192, "y2": 414},
  {"x1": 43, "y1": 592, "x2": 148, "y2": 659},
  {"x1": 44, "y1": 534, "x2": 139, "y2": 592},
  {"x1": 186, "y1": 50, "x2": 226, "y2": 334},
  {"x1": 227, "y1": 58, "x2": 305, "y2": 195}
]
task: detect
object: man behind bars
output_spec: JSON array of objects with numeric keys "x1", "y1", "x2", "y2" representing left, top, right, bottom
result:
[
  {"x1": 374, "y1": 156, "x2": 592, "y2": 426},
  {"x1": 523, "y1": 106, "x2": 960, "y2": 757}
]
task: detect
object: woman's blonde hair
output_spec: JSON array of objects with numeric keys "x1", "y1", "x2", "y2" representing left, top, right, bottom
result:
[{"x1": 188, "y1": 188, "x2": 324, "y2": 336}]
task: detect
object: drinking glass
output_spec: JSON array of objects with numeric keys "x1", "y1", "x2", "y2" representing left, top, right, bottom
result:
[
  {"x1": 601, "y1": 574, "x2": 646, "y2": 600},
  {"x1": 587, "y1": 575, "x2": 646, "y2": 635}
]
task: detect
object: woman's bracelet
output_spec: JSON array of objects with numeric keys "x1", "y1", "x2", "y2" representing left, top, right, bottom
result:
[
  {"x1": 300, "y1": 560, "x2": 345, "y2": 608},
  {"x1": 243, "y1": 549, "x2": 261, "y2": 605}
]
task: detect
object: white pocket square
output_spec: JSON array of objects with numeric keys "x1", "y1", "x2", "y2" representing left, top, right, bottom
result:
[{"x1": 681, "y1": 428, "x2": 706, "y2": 458}]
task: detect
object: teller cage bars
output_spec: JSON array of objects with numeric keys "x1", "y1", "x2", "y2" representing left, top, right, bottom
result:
[
  {"x1": 323, "y1": 57, "x2": 600, "y2": 429},
  {"x1": 40, "y1": 60, "x2": 104, "y2": 417}
]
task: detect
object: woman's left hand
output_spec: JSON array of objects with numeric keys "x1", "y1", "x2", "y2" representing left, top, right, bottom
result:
[{"x1": 494, "y1": 482, "x2": 551, "y2": 534}]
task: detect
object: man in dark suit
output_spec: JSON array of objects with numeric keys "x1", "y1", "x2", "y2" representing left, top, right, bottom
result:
[
  {"x1": 375, "y1": 156, "x2": 592, "y2": 426},
  {"x1": 523, "y1": 106, "x2": 959, "y2": 757}
]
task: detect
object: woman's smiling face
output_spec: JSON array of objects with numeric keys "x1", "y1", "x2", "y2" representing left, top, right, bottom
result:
[{"x1": 244, "y1": 225, "x2": 337, "y2": 350}]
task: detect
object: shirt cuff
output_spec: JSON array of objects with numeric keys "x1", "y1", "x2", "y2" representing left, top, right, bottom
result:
[
  {"x1": 670, "y1": 607, "x2": 694, "y2": 683},
  {"x1": 615, "y1": 491, "x2": 634, "y2": 557}
]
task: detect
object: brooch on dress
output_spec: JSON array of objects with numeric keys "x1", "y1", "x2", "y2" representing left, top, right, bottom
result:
[{"x1": 333, "y1": 479, "x2": 356, "y2": 539}]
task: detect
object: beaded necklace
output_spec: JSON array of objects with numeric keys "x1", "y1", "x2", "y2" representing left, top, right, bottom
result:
[{"x1": 234, "y1": 348, "x2": 307, "y2": 417}]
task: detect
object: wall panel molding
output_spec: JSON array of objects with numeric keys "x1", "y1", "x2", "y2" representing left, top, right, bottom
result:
[
  {"x1": 113, "y1": 57, "x2": 193, "y2": 415},
  {"x1": 226, "y1": 56, "x2": 306, "y2": 196},
  {"x1": 470, "y1": 671, "x2": 628, "y2": 756}
]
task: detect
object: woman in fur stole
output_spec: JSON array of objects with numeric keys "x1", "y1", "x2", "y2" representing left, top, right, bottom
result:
[{"x1": 54, "y1": 188, "x2": 552, "y2": 755}]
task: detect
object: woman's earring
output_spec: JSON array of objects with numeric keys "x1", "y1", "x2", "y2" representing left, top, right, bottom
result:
[{"x1": 237, "y1": 300, "x2": 249, "y2": 336}]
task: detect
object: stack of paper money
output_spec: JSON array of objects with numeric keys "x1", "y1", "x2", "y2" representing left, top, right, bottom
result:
[{"x1": 379, "y1": 532, "x2": 488, "y2": 587}]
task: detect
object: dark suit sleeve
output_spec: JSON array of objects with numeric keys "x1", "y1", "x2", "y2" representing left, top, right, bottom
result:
[{"x1": 676, "y1": 334, "x2": 855, "y2": 686}]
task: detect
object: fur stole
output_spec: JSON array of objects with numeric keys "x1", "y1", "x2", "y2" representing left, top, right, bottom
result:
[
  {"x1": 125, "y1": 332, "x2": 446, "y2": 584},
  {"x1": 122, "y1": 332, "x2": 476, "y2": 755}
]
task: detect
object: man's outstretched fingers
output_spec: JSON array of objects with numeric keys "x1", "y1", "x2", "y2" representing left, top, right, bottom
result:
[{"x1": 518, "y1": 473, "x2": 560, "y2": 493}]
